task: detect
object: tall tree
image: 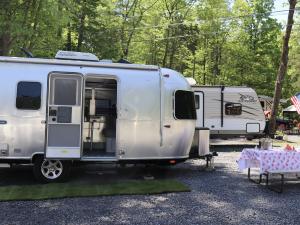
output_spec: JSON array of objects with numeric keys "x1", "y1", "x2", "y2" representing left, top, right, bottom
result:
[{"x1": 269, "y1": 0, "x2": 297, "y2": 135}]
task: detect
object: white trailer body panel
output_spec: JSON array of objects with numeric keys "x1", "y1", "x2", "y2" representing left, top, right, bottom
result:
[{"x1": 193, "y1": 86, "x2": 265, "y2": 138}]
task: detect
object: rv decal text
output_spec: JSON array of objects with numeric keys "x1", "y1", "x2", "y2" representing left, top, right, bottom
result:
[{"x1": 239, "y1": 94, "x2": 257, "y2": 103}]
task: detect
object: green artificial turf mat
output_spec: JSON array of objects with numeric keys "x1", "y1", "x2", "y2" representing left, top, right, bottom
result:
[{"x1": 0, "y1": 179, "x2": 190, "y2": 201}]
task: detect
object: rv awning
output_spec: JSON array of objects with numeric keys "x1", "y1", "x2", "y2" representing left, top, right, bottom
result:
[{"x1": 283, "y1": 105, "x2": 297, "y2": 112}]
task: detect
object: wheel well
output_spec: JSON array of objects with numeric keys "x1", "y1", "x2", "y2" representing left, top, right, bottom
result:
[{"x1": 31, "y1": 154, "x2": 44, "y2": 163}]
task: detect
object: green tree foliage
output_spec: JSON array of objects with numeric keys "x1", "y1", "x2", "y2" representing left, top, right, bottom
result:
[
  {"x1": 221, "y1": 0, "x2": 282, "y2": 96},
  {"x1": 287, "y1": 21, "x2": 300, "y2": 95},
  {"x1": 0, "y1": 0, "x2": 69, "y2": 57},
  {"x1": 0, "y1": 0, "x2": 298, "y2": 98}
]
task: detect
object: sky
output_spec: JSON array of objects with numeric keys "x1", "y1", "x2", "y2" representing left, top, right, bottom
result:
[{"x1": 272, "y1": 0, "x2": 290, "y2": 24}]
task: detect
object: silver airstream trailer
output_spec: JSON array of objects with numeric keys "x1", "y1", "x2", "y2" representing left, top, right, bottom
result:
[{"x1": 0, "y1": 51, "x2": 196, "y2": 182}]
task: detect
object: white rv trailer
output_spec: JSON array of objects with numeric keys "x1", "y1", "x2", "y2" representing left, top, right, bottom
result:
[
  {"x1": 192, "y1": 86, "x2": 266, "y2": 138},
  {"x1": 0, "y1": 51, "x2": 196, "y2": 182}
]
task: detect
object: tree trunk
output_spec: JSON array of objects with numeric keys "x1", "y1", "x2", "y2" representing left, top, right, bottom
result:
[
  {"x1": 192, "y1": 53, "x2": 196, "y2": 78},
  {"x1": 66, "y1": 22, "x2": 72, "y2": 51},
  {"x1": 28, "y1": 0, "x2": 43, "y2": 50},
  {"x1": 123, "y1": 27, "x2": 137, "y2": 58},
  {"x1": 268, "y1": 0, "x2": 297, "y2": 135},
  {"x1": 203, "y1": 55, "x2": 206, "y2": 85},
  {"x1": 169, "y1": 40, "x2": 177, "y2": 68},
  {"x1": 203, "y1": 36, "x2": 208, "y2": 85},
  {"x1": 0, "y1": 1, "x2": 14, "y2": 56},
  {"x1": 162, "y1": 28, "x2": 170, "y2": 67},
  {"x1": 77, "y1": 13, "x2": 85, "y2": 52},
  {"x1": 0, "y1": 34, "x2": 12, "y2": 56}
]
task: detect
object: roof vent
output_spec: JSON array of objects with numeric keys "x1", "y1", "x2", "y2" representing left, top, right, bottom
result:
[{"x1": 55, "y1": 50, "x2": 99, "y2": 62}]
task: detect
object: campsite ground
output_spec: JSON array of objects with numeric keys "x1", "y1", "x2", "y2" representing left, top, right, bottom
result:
[{"x1": 1, "y1": 138, "x2": 300, "y2": 225}]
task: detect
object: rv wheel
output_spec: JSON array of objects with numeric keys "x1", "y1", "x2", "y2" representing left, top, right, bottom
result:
[{"x1": 33, "y1": 157, "x2": 71, "y2": 183}]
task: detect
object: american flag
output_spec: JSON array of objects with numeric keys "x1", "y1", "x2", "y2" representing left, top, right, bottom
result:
[{"x1": 291, "y1": 93, "x2": 300, "y2": 115}]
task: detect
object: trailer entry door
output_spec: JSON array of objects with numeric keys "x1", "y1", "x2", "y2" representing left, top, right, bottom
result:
[
  {"x1": 46, "y1": 73, "x2": 83, "y2": 159},
  {"x1": 195, "y1": 92, "x2": 204, "y2": 128}
]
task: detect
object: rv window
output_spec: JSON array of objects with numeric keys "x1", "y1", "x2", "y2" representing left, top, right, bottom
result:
[
  {"x1": 16, "y1": 82, "x2": 41, "y2": 110},
  {"x1": 54, "y1": 78, "x2": 77, "y2": 105},
  {"x1": 225, "y1": 103, "x2": 242, "y2": 115},
  {"x1": 174, "y1": 90, "x2": 197, "y2": 120},
  {"x1": 195, "y1": 95, "x2": 200, "y2": 109}
]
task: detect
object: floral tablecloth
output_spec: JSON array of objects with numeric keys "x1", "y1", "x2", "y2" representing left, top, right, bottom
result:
[{"x1": 237, "y1": 148, "x2": 300, "y2": 174}]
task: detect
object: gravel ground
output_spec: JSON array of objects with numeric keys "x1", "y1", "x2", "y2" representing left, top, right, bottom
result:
[{"x1": 1, "y1": 152, "x2": 300, "y2": 225}]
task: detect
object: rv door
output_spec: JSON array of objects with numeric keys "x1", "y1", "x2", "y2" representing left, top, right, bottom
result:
[
  {"x1": 46, "y1": 73, "x2": 83, "y2": 159},
  {"x1": 195, "y1": 92, "x2": 204, "y2": 128}
]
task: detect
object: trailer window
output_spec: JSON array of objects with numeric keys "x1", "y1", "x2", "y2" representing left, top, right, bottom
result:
[
  {"x1": 195, "y1": 95, "x2": 200, "y2": 109},
  {"x1": 16, "y1": 82, "x2": 41, "y2": 110},
  {"x1": 54, "y1": 78, "x2": 77, "y2": 105},
  {"x1": 225, "y1": 103, "x2": 242, "y2": 115},
  {"x1": 174, "y1": 90, "x2": 197, "y2": 119}
]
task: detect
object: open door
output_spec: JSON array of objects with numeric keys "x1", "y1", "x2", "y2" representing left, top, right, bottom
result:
[
  {"x1": 195, "y1": 91, "x2": 204, "y2": 128},
  {"x1": 46, "y1": 73, "x2": 83, "y2": 159}
]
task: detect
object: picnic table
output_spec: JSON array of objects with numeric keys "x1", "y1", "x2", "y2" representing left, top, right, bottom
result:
[{"x1": 237, "y1": 148, "x2": 300, "y2": 193}]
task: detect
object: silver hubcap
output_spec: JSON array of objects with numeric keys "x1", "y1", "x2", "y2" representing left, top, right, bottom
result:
[{"x1": 41, "y1": 160, "x2": 63, "y2": 180}]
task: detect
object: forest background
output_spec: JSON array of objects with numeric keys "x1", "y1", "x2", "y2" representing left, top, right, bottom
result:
[{"x1": 0, "y1": 0, "x2": 299, "y2": 99}]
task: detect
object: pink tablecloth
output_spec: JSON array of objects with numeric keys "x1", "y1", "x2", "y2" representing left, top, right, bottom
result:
[{"x1": 237, "y1": 148, "x2": 300, "y2": 174}]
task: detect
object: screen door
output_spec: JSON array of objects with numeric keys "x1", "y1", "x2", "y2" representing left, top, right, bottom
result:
[{"x1": 46, "y1": 73, "x2": 83, "y2": 159}]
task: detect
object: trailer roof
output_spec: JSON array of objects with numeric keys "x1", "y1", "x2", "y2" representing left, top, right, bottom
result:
[
  {"x1": 192, "y1": 85, "x2": 249, "y2": 88},
  {"x1": 0, "y1": 56, "x2": 159, "y2": 71},
  {"x1": 283, "y1": 105, "x2": 296, "y2": 112}
]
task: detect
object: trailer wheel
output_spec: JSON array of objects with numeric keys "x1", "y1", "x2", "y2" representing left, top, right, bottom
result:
[{"x1": 33, "y1": 157, "x2": 71, "y2": 183}]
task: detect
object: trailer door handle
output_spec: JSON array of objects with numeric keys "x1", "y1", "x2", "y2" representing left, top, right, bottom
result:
[
  {"x1": 0, "y1": 120, "x2": 7, "y2": 125},
  {"x1": 164, "y1": 125, "x2": 171, "y2": 128}
]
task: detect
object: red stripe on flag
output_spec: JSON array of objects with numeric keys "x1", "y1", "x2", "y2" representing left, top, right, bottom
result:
[
  {"x1": 295, "y1": 101, "x2": 300, "y2": 114},
  {"x1": 291, "y1": 96, "x2": 300, "y2": 114}
]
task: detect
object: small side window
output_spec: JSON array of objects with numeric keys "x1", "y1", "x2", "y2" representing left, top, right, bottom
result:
[
  {"x1": 225, "y1": 103, "x2": 242, "y2": 115},
  {"x1": 195, "y1": 95, "x2": 200, "y2": 109},
  {"x1": 174, "y1": 90, "x2": 197, "y2": 120},
  {"x1": 16, "y1": 82, "x2": 41, "y2": 110}
]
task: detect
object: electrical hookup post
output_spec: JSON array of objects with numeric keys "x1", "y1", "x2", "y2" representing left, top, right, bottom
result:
[{"x1": 189, "y1": 127, "x2": 218, "y2": 171}]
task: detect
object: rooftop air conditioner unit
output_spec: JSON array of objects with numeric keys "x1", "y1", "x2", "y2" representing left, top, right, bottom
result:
[{"x1": 55, "y1": 50, "x2": 99, "y2": 62}]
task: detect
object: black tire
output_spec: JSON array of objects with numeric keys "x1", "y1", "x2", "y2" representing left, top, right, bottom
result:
[{"x1": 33, "y1": 156, "x2": 71, "y2": 183}]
